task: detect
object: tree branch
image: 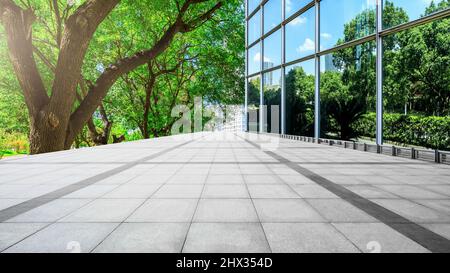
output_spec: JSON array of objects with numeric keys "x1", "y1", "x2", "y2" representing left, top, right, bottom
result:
[
  {"x1": 68, "y1": 0, "x2": 223, "y2": 143},
  {"x1": 0, "y1": 0, "x2": 49, "y2": 115}
]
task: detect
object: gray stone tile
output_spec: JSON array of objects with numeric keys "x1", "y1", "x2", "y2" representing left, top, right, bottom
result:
[
  {"x1": 129, "y1": 174, "x2": 174, "y2": 185},
  {"x1": 59, "y1": 199, "x2": 145, "y2": 222},
  {"x1": 306, "y1": 199, "x2": 377, "y2": 223},
  {"x1": 0, "y1": 223, "x2": 47, "y2": 252},
  {"x1": 209, "y1": 165, "x2": 240, "y2": 175},
  {"x1": 345, "y1": 185, "x2": 399, "y2": 199},
  {"x1": 353, "y1": 176, "x2": 397, "y2": 185},
  {"x1": 376, "y1": 185, "x2": 448, "y2": 199},
  {"x1": 419, "y1": 185, "x2": 450, "y2": 197},
  {"x1": 7, "y1": 199, "x2": 92, "y2": 223},
  {"x1": 102, "y1": 185, "x2": 160, "y2": 199},
  {"x1": 202, "y1": 185, "x2": 249, "y2": 198},
  {"x1": 63, "y1": 185, "x2": 117, "y2": 198},
  {"x1": 291, "y1": 185, "x2": 339, "y2": 198},
  {"x1": 94, "y1": 223, "x2": 189, "y2": 253},
  {"x1": 277, "y1": 175, "x2": 315, "y2": 185},
  {"x1": 248, "y1": 185, "x2": 298, "y2": 199},
  {"x1": 244, "y1": 175, "x2": 281, "y2": 184},
  {"x1": 323, "y1": 175, "x2": 365, "y2": 185},
  {"x1": 333, "y1": 223, "x2": 429, "y2": 253},
  {"x1": 371, "y1": 199, "x2": 450, "y2": 223},
  {"x1": 183, "y1": 223, "x2": 270, "y2": 253},
  {"x1": 4, "y1": 223, "x2": 118, "y2": 253},
  {"x1": 414, "y1": 199, "x2": 450, "y2": 215},
  {"x1": 421, "y1": 224, "x2": 450, "y2": 240},
  {"x1": 253, "y1": 199, "x2": 325, "y2": 223},
  {"x1": 206, "y1": 175, "x2": 244, "y2": 184},
  {"x1": 167, "y1": 174, "x2": 207, "y2": 185},
  {"x1": 153, "y1": 185, "x2": 203, "y2": 199},
  {"x1": 263, "y1": 223, "x2": 360, "y2": 253},
  {"x1": 127, "y1": 199, "x2": 197, "y2": 222},
  {"x1": 193, "y1": 199, "x2": 258, "y2": 222},
  {"x1": 0, "y1": 199, "x2": 28, "y2": 211}
]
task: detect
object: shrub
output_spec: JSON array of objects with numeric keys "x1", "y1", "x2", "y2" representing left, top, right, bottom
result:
[
  {"x1": 0, "y1": 129, "x2": 29, "y2": 156},
  {"x1": 354, "y1": 113, "x2": 450, "y2": 150}
]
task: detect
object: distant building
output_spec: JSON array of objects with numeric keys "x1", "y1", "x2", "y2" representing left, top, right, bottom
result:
[
  {"x1": 325, "y1": 54, "x2": 338, "y2": 72},
  {"x1": 263, "y1": 61, "x2": 274, "y2": 85}
]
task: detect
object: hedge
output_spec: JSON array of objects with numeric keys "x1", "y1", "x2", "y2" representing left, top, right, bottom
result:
[{"x1": 354, "y1": 113, "x2": 450, "y2": 150}]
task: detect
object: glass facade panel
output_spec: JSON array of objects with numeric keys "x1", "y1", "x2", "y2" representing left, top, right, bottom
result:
[
  {"x1": 286, "y1": 60, "x2": 315, "y2": 136},
  {"x1": 285, "y1": 7, "x2": 315, "y2": 62},
  {"x1": 248, "y1": 11, "x2": 261, "y2": 45},
  {"x1": 383, "y1": 17, "x2": 450, "y2": 151},
  {"x1": 383, "y1": 0, "x2": 449, "y2": 29},
  {"x1": 263, "y1": 69, "x2": 282, "y2": 133},
  {"x1": 247, "y1": 75, "x2": 261, "y2": 132},
  {"x1": 320, "y1": 0, "x2": 376, "y2": 51},
  {"x1": 248, "y1": 43, "x2": 261, "y2": 75},
  {"x1": 248, "y1": 0, "x2": 260, "y2": 15},
  {"x1": 246, "y1": 0, "x2": 449, "y2": 151},
  {"x1": 263, "y1": 30, "x2": 282, "y2": 68},
  {"x1": 286, "y1": 0, "x2": 312, "y2": 19},
  {"x1": 320, "y1": 41, "x2": 376, "y2": 141},
  {"x1": 264, "y1": 0, "x2": 282, "y2": 34}
]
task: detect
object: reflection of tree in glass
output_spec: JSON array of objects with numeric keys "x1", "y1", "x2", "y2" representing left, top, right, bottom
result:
[
  {"x1": 285, "y1": 67, "x2": 315, "y2": 137},
  {"x1": 384, "y1": 0, "x2": 450, "y2": 117},
  {"x1": 323, "y1": 0, "x2": 449, "y2": 141}
]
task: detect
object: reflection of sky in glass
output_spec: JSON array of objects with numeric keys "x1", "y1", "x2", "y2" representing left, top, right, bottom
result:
[
  {"x1": 263, "y1": 30, "x2": 282, "y2": 67},
  {"x1": 320, "y1": 0, "x2": 376, "y2": 50},
  {"x1": 286, "y1": 59, "x2": 315, "y2": 76},
  {"x1": 286, "y1": 7, "x2": 315, "y2": 62},
  {"x1": 285, "y1": 0, "x2": 312, "y2": 18},
  {"x1": 264, "y1": 0, "x2": 282, "y2": 33},
  {"x1": 248, "y1": 43, "x2": 261, "y2": 74},
  {"x1": 248, "y1": 0, "x2": 260, "y2": 15},
  {"x1": 383, "y1": 0, "x2": 447, "y2": 28},
  {"x1": 248, "y1": 11, "x2": 261, "y2": 44},
  {"x1": 247, "y1": 0, "x2": 445, "y2": 75}
]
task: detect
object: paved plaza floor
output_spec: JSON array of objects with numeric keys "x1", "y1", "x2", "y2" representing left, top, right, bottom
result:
[{"x1": 0, "y1": 132, "x2": 449, "y2": 253}]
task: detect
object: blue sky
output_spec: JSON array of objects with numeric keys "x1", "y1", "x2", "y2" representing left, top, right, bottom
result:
[{"x1": 248, "y1": 0, "x2": 444, "y2": 75}]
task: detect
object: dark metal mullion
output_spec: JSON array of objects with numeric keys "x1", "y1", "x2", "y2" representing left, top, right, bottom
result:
[
  {"x1": 283, "y1": 0, "x2": 316, "y2": 25},
  {"x1": 376, "y1": 0, "x2": 384, "y2": 145},
  {"x1": 379, "y1": 7, "x2": 450, "y2": 37}
]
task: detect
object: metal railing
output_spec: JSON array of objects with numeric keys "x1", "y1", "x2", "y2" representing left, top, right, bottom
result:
[{"x1": 278, "y1": 134, "x2": 450, "y2": 165}]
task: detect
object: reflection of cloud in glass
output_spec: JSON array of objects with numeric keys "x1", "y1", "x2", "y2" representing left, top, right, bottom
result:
[
  {"x1": 297, "y1": 38, "x2": 315, "y2": 53},
  {"x1": 290, "y1": 16, "x2": 307, "y2": 26},
  {"x1": 320, "y1": 33, "x2": 332, "y2": 39},
  {"x1": 286, "y1": 0, "x2": 292, "y2": 12},
  {"x1": 253, "y1": 52, "x2": 272, "y2": 62}
]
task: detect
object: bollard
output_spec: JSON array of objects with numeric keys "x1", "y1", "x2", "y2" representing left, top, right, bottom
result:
[
  {"x1": 435, "y1": 150, "x2": 441, "y2": 164},
  {"x1": 411, "y1": 148, "x2": 416, "y2": 159}
]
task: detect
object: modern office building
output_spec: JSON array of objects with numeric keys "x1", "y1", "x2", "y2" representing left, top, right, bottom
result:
[{"x1": 245, "y1": 0, "x2": 450, "y2": 147}]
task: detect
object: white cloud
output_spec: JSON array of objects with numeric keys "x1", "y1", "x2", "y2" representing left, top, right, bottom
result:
[
  {"x1": 320, "y1": 33, "x2": 332, "y2": 40},
  {"x1": 290, "y1": 16, "x2": 307, "y2": 26},
  {"x1": 253, "y1": 52, "x2": 271, "y2": 62},
  {"x1": 297, "y1": 38, "x2": 315, "y2": 53}
]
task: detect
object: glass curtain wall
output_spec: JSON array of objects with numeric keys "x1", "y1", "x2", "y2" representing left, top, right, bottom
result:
[{"x1": 246, "y1": 0, "x2": 450, "y2": 150}]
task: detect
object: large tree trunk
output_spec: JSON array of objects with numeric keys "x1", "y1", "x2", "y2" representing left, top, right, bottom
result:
[{"x1": 29, "y1": 115, "x2": 67, "y2": 154}]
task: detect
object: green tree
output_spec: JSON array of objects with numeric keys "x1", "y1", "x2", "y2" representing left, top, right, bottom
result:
[{"x1": 0, "y1": 0, "x2": 223, "y2": 154}]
